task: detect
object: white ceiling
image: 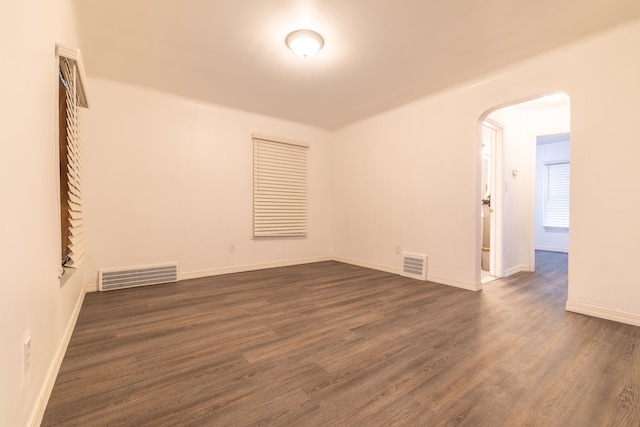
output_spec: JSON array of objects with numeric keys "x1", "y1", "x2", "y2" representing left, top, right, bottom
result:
[{"x1": 73, "y1": 0, "x2": 640, "y2": 130}]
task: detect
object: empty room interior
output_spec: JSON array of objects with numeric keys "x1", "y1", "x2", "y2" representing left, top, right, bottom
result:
[{"x1": 3, "y1": 0, "x2": 640, "y2": 425}]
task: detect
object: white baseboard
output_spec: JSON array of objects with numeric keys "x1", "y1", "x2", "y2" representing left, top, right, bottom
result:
[
  {"x1": 427, "y1": 274, "x2": 482, "y2": 291},
  {"x1": 88, "y1": 257, "x2": 484, "y2": 294},
  {"x1": 84, "y1": 257, "x2": 334, "y2": 291},
  {"x1": 332, "y1": 256, "x2": 400, "y2": 275},
  {"x1": 565, "y1": 300, "x2": 640, "y2": 327},
  {"x1": 30, "y1": 286, "x2": 86, "y2": 427},
  {"x1": 503, "y1": 264, "x2": 531, "y2": 277},
  {"x1": 178, "y1": 256, "x2": 333, "y2": 281},
  {"x1": 535, "y1": 246, "x2": 568, "y2": 253},
  {"x1": 333, "y1": 256, "x2": 480, "y2": 291}
]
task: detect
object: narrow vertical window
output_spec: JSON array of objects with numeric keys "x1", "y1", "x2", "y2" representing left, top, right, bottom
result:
[
  {"x1": 57, "y1": 45, "x2": 89, "y2": 270},
  {"x1": 543, "y1": 161, "x2": 570, "y2": 229},
  {"x1": 253, "y1": 136, "x2": 308, "y2": 237}
]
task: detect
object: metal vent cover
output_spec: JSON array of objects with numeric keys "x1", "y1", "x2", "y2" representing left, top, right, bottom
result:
[
  {"x1": 99, "y1": 263, "x2": 178, "y2": 291},
  {"x1": 401, "y1": 253, "x2": 428, "y2": 281}
]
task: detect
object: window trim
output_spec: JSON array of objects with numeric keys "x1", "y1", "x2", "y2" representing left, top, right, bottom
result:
[
  {"x1": 55, "y1": 44, "x2": 89, "y2": 108},
  {"x1": 56, "y1": 44, "x2": 89, "y2": 276},
  {"x1": 252, "y1": 134, "x2": 309, "y2": 238},
  {"x1": 543, "y1": 160, "x2": 570, "y2": 230}
]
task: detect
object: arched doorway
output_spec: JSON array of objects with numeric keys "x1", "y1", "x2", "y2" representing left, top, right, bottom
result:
[{"x1": 478, "y1": 92, "x2": 571, "y2": 285}]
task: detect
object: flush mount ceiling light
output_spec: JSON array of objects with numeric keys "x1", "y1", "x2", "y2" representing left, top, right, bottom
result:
[{"x1": 286, "y1": 29, "x2": 324, "y2": 59}]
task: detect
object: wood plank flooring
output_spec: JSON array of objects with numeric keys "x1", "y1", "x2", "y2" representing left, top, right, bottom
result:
[{"x1": 42, "y1": 251, "x2": 640, "y2": 426}]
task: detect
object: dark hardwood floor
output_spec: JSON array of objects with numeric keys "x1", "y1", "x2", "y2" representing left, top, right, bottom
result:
[{"x1": 42, "y1": 251, "x2": 640, "y2": 426}]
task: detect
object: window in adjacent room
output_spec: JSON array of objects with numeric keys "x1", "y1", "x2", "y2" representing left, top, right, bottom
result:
[
  {"x1": 57, "y1": 45, "x2": 89, "y2": 273},
  {"x1": 543, "y1": 161, "x2": 570, "y2": 229},
  {"x1": 252, "y1": 136, "x2": 308, "y2": 237}
]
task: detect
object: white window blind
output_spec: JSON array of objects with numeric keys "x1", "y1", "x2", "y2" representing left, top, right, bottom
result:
[
  {"x1": 60, "y1": 57, "x2": 86, "y2": 267},
  {"x1": 543, "y1": 161, "x2": 570, "y2": 228},
  {"x1": 253, "y1": 136, "x2": 308, "y2": 237}
]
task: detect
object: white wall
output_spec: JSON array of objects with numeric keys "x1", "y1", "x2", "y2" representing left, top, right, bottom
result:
[
  {"x1": 0, "y1": 0, "x2": 86, "y2": 426},
  {"x1": 81, "y1": 79, "x2": 333, "y2": 287},
  {"x1": 535, "y1": 135, "x2": 571, "y2": 252},
  {"x1": 333, "y1": 90, "x2": 482, "y2": 289},
  {"x1": 486, "y1": 105, "x2": 530, "y2": 277},
  {"x1": 333, "y1": 18, "x2": 640, "y2": 323}
]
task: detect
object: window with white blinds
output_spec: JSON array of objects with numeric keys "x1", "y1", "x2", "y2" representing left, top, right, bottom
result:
[
  {"x1": 543, "y1": 161, "x2": 570, "y2": 228},
  {"x1": 58, "y1": 46, "x2": 89, "y2": 269},
  {"x1": 253, "y1": 136, "x2": 308, "y2": 237}
]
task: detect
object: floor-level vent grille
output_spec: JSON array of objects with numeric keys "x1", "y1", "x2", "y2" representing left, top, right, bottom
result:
[
  {"x1": 401, "y1": 253, "x2": 428, "y2": 281},
  {"x1": 99, "y1": 264, "x2": 178, "y2": 291}
]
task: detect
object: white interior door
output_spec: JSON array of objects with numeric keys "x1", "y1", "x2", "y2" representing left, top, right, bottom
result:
[{"x1": 482, "y1": 120, "x2": 504, "y2": 278}]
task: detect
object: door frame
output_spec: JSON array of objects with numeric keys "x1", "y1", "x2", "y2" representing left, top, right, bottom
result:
[{"x1": 481, "y1": 119, "x2": 505, "y2": 278}]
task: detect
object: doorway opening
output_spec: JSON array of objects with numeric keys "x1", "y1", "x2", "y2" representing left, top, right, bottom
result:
[
  {"x1": 478, "y1": 92, "x2": 571, "y2": 287},
  {"x1": 535, "y1": 133, "x2": 570, "y2": 254}
]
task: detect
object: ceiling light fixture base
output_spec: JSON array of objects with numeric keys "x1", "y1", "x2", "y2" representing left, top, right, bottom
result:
[{"x1": 286, "y1": 29, "x2": 324, "y2": 59}]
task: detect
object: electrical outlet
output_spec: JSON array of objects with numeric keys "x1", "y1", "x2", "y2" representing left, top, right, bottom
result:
[
  {"x1": 395, "y1": 246, "x2": 401, "y2": 254},
  {"x1": 24, "y1": 336, "x2": 31, "y2": 373},
  {"x1": 229, "y1": 245, "x2": 235, "y2": 254}
]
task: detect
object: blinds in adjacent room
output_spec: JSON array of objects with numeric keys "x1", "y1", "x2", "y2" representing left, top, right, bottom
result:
[
  {"x1": 253, "y1": 136, "x2": 308, "y2": 237},
  {"x1": 59, "y1": 54, "x2": 87, "y2": 268},
  {"x1": 543, "y1": 161, "x2": 570, "y2": 228}
]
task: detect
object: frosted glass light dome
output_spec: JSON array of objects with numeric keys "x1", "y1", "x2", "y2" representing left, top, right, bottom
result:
[{"x1": 286, "y1": 30, "x2": 324, "y2": 59}]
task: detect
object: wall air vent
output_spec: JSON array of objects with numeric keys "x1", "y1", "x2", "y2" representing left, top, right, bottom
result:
[
  {"x1": 401, "y1": 253, "x2": 428, "y2": 281},
  {"x1": 98, "y1": 263, "x2": 178, "y2": 291}
]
